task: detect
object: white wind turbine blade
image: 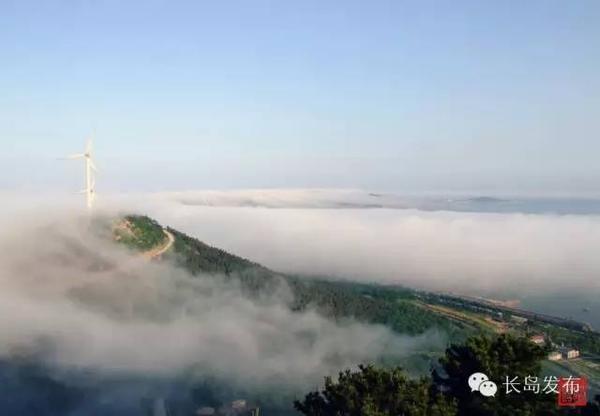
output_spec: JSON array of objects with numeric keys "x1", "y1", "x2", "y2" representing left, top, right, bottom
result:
[
  {"x1": 63, "y1": 153, "x2": 85, "y2": 159},
  {"x1": 63, "y1": 133, "x2": 98, "y2": 210}
]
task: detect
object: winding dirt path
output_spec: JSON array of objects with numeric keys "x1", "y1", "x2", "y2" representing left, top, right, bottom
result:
[{"x1": 142, "y1": 229, "x2": 175, "y2": 259}]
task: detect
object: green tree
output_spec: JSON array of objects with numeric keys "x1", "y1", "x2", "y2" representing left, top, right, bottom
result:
[
  {"x1": 295, "y1": 335, "x2": 600, "y2": 415},
  {"x1": 432, "y1": 334, "x2": 556, "y2": 415},
  {"x1": 433, "y1": 334, "x2": 600, "y2": 415},
  {"x1": 294, "y1": 364, "x2": 456, "y2": 416}
]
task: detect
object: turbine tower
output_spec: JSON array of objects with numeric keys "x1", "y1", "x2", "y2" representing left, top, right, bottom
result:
[{"x1": 66, "y1": 138, "x2": 97, "y2": 210}]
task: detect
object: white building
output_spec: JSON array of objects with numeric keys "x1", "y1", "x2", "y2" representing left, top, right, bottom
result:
[
  {"x1": 561, "y1": 348, "x2": 580, "y2": 359},
  {"x1": 548, "y1": 351, "x2": 562, "y2": 361}
]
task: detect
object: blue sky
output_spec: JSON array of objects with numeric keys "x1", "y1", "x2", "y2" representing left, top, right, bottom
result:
[{"x1": 1, "y1": 0, "x2": 599, "y2": 194}]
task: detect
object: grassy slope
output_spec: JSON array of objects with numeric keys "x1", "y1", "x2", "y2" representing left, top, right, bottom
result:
[{"x1": 114, "y1": 215, "x2": 167, "y2": 250}]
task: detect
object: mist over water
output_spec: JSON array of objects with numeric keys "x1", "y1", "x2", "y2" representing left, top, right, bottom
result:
[
  {"x1": 146, "y1": 189, "x2": 600, "y2": 214},
  {"x1": 116, "y1": 189, "x2": 600, "y2": 327},
  {"x1": 520, "y1": 292, "x2": 600, "y2": 329}
]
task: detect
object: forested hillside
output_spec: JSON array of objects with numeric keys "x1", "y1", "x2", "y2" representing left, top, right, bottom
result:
[{"x1": 121, "y1": 215, "x2": 469, "y2": 341}]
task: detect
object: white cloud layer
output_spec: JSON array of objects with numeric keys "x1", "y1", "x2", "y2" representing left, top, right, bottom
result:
[
  {"x1": 115, "y1": 189, "x2": 600, "y2": 295},
  {"x1": 2, "y1": 188, "x2": 599, "y2": 392},
  {"x1": 0, "y1": 208, "x2": 435, "y2": 392}
]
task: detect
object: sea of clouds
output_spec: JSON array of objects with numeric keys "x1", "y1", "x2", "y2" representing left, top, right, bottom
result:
[
  {"x1": 116, "y1": 189, "x2": 600, "y2": 296},
  {"x1": 2, "y1": 187, "x2": 600, "y2": 394}
]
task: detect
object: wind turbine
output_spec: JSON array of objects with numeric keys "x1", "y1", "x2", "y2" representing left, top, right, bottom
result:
[{"x1": 66, "y1": 137, "x2": 97, "y2": 210}]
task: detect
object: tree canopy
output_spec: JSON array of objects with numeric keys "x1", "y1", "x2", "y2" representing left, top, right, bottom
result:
[
  {"x1": 295, "y1": 334, "x2": 600, "y2": 416},
  {"x1": 294, "y1": 365, "x2": 456, "y2": 416}
]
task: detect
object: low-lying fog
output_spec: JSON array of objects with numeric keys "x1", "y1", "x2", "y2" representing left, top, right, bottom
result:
[
  {"x1": 123, "y1": 189, "x2": 600, "y2": 327},
  {"x1": 0, "y1": 206, "x2": 441, "y2": 411},
  {"x1": 1, "y1": 188, "x2": 599, "y2": 398}
]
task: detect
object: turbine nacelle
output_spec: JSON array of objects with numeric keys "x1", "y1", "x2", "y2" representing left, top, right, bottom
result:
[{"x1": 65, "y1": 136, "x2": 97, "y2": 210}]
